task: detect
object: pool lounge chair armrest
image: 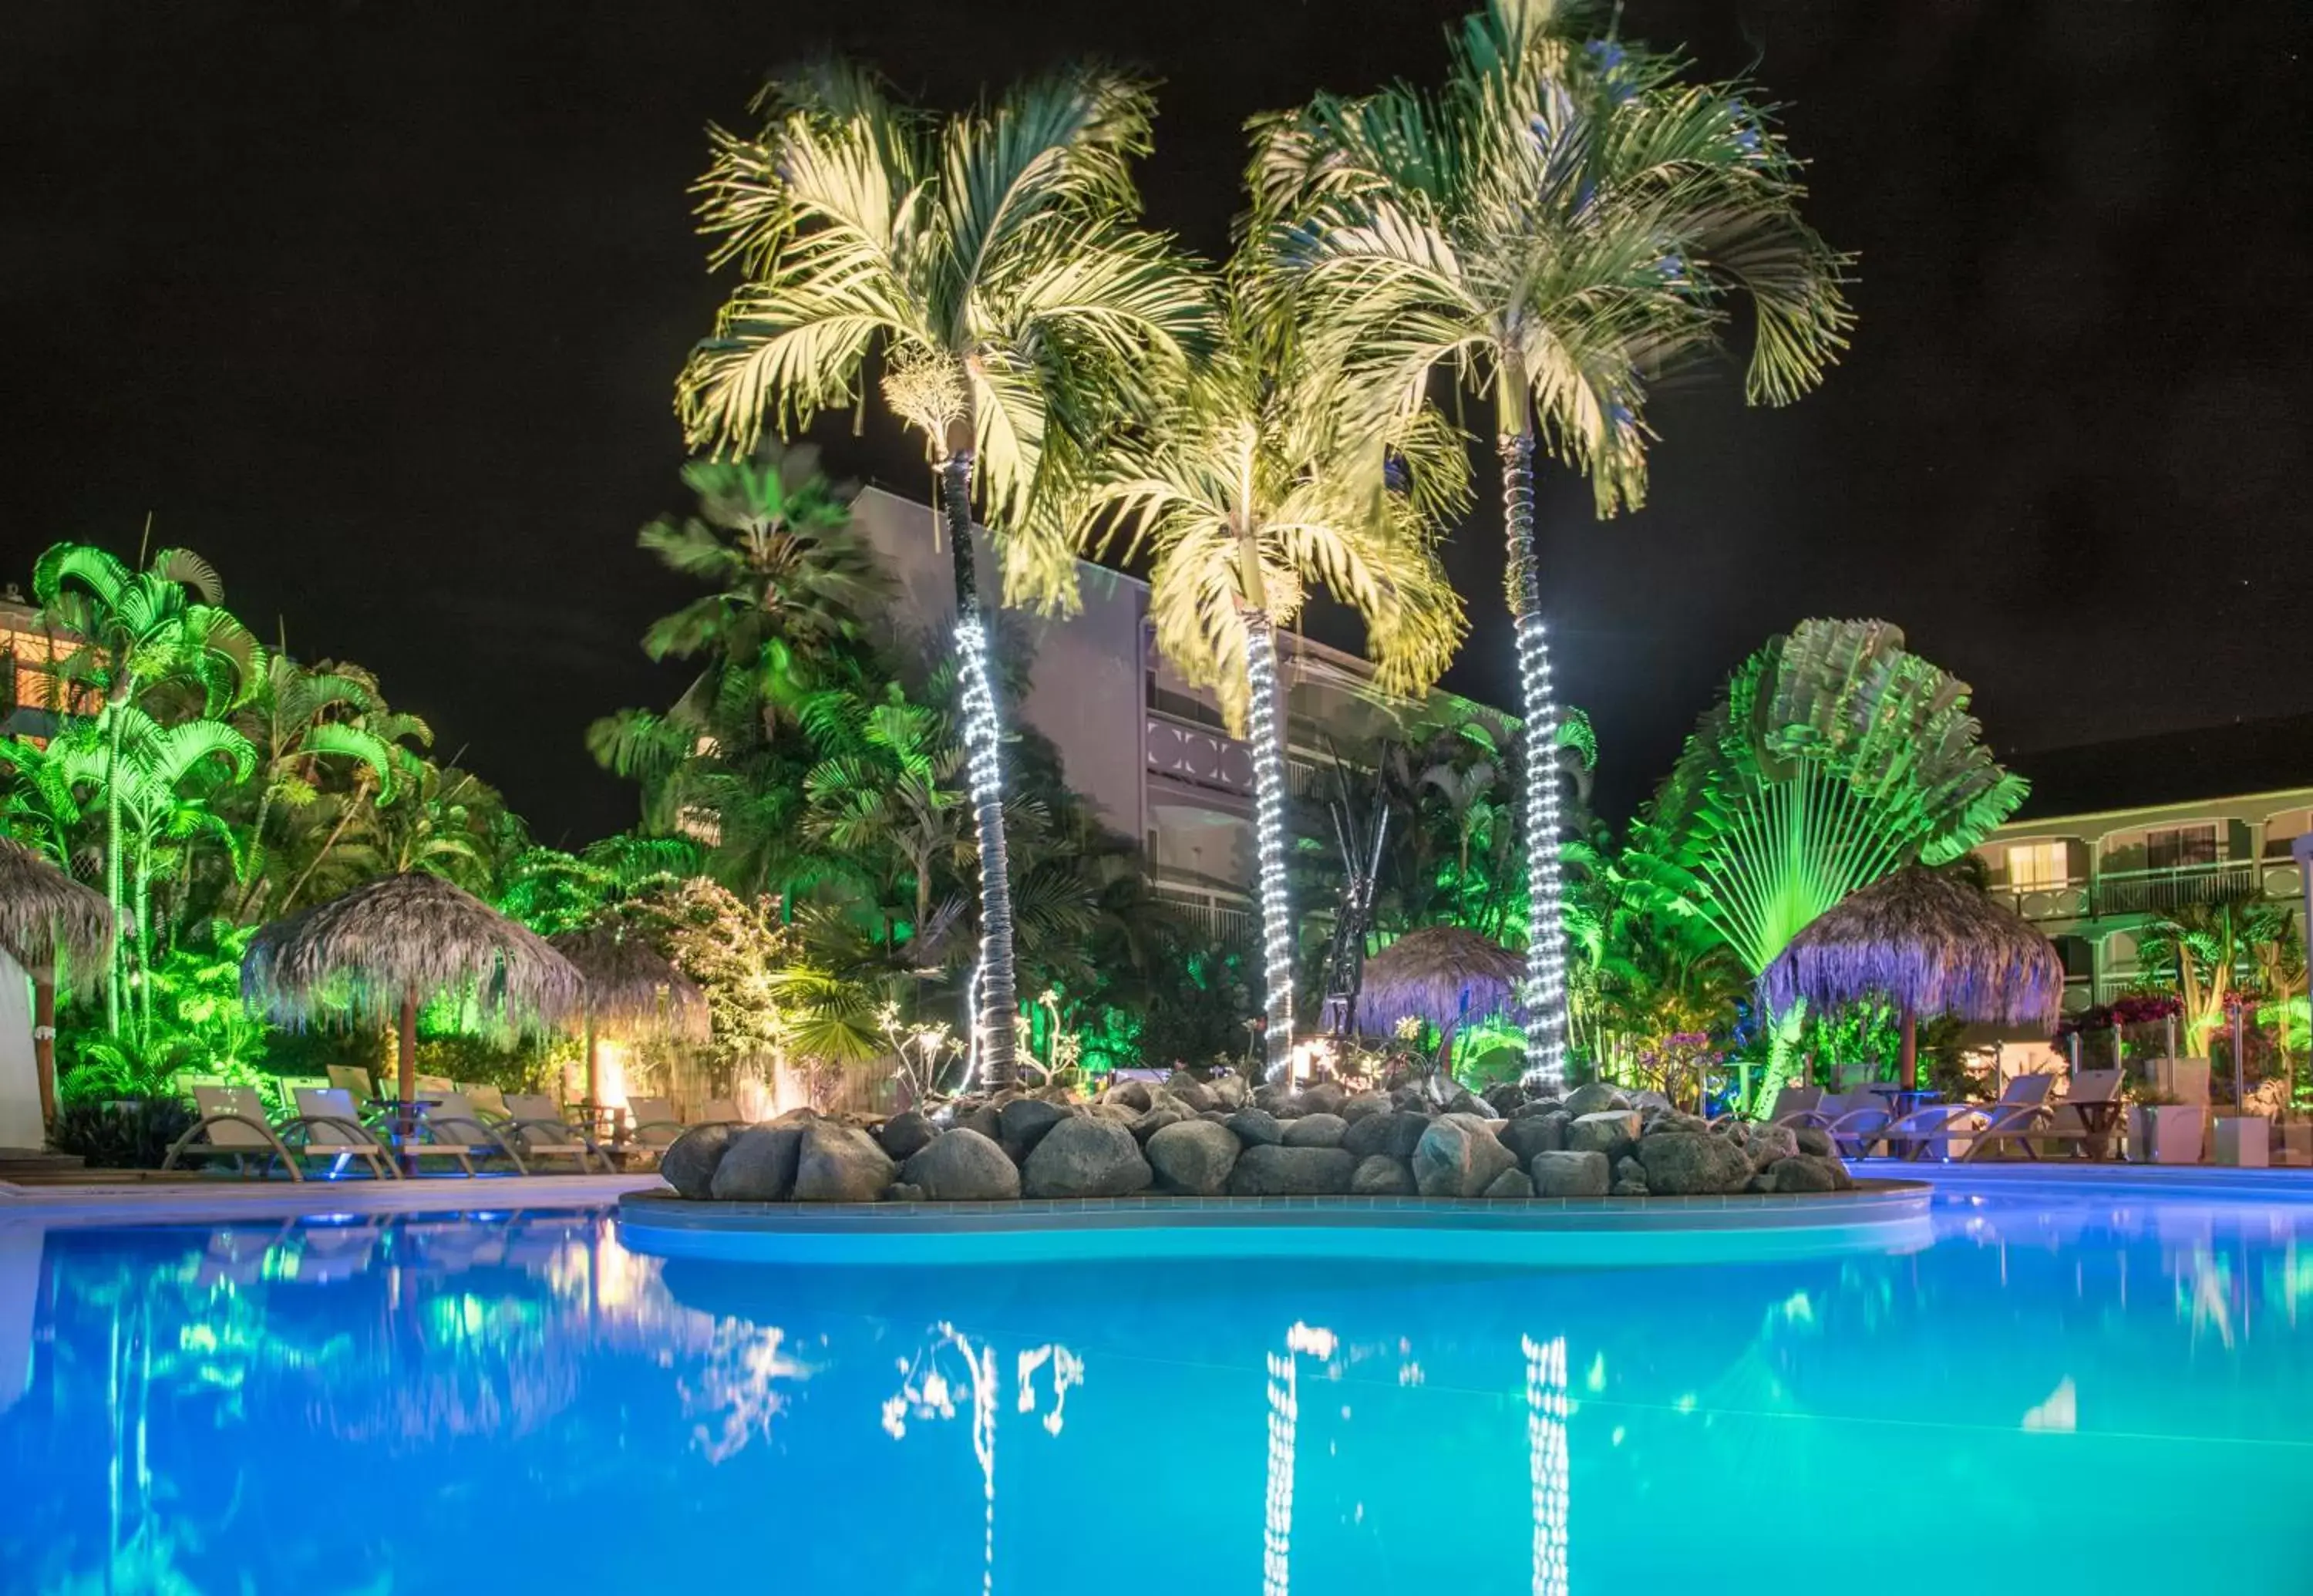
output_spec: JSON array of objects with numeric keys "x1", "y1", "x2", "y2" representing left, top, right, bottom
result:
[
  {"x1": 160, "y1": 1113, "x2": 302, "y2": 1180},
  {"x1": 415, "y1": 1115, "x2": 530, "y2": 1172}
]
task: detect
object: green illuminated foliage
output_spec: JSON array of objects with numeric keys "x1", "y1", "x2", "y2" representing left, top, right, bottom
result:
[{"x1": 1626, "y1": 618, "x2": 2025, "y2": 978}]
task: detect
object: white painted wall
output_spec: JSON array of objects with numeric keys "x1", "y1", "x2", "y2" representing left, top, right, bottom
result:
[{"x1": 0, "y1": 950, "x2": 43, "y2": 1150}]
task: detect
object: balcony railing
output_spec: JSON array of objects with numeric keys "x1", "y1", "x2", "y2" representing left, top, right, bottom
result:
[
  {"x1": 1154, "y1": 894, "x2": 1255, "y2": 951},
  {"x1": 1146, "y1": 711, "x2": 1254, "y2": 798},
  {"x1": 2002, "y1": 857, "x2": 2293, "y2": 922}
]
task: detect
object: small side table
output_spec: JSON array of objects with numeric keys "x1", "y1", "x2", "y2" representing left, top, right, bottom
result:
[{"x1": 2067, "y1": 1099, "x2": 2125, "y2": 1161}]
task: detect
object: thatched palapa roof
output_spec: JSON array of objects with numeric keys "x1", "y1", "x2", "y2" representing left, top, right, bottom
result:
[
  {"x1": 551, "y1": 924, "x2": 710, "y2": 1042},
  {"x1": 0, "y1": 836, "x2": 116, "y2": 990},
  {"x1": 1759, "y1": 864, "x2": 2063, "y2": 1027},
  {"x1": 1358, "y1": 925, "x2": 1523, "y2": 1038},
  {"x1": 243, "y1": 870, "x2": 584, "y2": 1032}
]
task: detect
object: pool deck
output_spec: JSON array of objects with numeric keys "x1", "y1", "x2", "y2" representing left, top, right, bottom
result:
[
  {"x1": 1852, "y1": 1157, "x2": 2313, "y2": 1200},
  {"x1": 0, "y1": 1172, "x2": 663, "y2": 1227}
]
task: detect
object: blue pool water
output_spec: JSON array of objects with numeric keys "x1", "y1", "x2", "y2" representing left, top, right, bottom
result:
[{"x1": 2, "y1": 1180, "x2": 2311, "y2": 1596}]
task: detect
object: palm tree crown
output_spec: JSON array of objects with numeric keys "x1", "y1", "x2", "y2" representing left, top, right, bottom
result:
[{"x1": 675, "y1": 56, "x2": 1211, "y2": 1087}]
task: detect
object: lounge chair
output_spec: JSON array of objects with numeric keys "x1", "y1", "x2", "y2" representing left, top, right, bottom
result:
[
  {"x1": 285, "y1": 1088, "x2": 402, "y2": 1180},
  {"x1": 625, "y1": 1095, "x2": 685, "y2": 1153},
  {"x1": 500, "y1": 1093, "x2": 611, "y2": 1173},
  {"x1": 696, "y1": 1098, "x2": 746, "y2": 1126},
  {"x1": 460, "y1": 1083, "x2": 511, "y2": 1120},
  {"x1": 1709, "y1": 1084, "x2": 1823, "y2": 1130},
  {"x1": 404, "y1": 1091, "x2": 527, "y2": 1176},
  {"x1": 1857, "y1": 1074, "x2": 2058, "y2": 1161},
  {"x1": 163, "y1": 1087, "x2": 301, "y2": 1180},
  {"x1": 2031, "y1": 1069, "x2": 2126, "y2": 1159},
  {"x1": 1788, "y1": 1091, "x2": 1905, "y2": 1157}
]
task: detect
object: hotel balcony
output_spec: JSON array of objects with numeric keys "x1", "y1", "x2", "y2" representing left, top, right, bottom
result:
[{"x1": 1996, "y1": 857, "x2": 2304, "y2": 924}]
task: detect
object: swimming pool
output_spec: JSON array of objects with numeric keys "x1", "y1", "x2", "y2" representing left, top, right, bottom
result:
[{"x1": 2, "y1": 1176, "x2": 2308, "y2": 1595}]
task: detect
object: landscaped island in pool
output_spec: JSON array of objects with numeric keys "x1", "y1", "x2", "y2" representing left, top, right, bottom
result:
[{"x1": 649, "y1": 1072, "x2": 1859, "y2": 1210}]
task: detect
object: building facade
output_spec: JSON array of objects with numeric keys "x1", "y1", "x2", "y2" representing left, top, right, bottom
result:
[
  {"x1": 1971, "y1": 716, "x2": 2313, "y2": 1014},
  {"x1": 847, "y1": 486, "x2": 1510, "y2": 943},
  {"x1": 0, "y1": 588, "x2": 83, "y2": 746}
]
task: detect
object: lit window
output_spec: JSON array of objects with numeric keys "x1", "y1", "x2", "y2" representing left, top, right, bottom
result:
[{"x1": 2007, "y1": 841, "x2": 2069, "y2": 891}]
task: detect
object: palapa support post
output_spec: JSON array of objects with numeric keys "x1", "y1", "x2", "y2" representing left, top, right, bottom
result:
[{"x1": 1899, "y1": 1003, "x2": 1919, "y2": 1090}]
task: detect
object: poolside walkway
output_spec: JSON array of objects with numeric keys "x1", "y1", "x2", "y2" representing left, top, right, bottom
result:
[
  {"x1": 1850, "y1": 1157, "x2": 2313, "y2": 1200},
  {"x1": 0, "y1": 1171, "x2": 664, "y2": 1227}
]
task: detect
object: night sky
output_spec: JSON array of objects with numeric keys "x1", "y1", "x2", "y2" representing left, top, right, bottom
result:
[{"x1": 6, "y1": 0, "x2": 2309, "y2": 845}]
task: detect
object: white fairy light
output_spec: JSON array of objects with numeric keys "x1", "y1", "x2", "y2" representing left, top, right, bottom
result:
[
  {"x1": 1244, "y1": 618, "x2": 1295, "y2": 1075},
  {"x1": 1502, "y1": 435, "x2": 1568, "y2": 1090}
]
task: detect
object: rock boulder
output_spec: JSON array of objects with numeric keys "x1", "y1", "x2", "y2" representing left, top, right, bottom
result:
[
  {"x1": 1145, "y1": 1120, "x2": 1241, "y2": 1195},
  {"x1": 1282, "y1": 1113, "x2": 1348, "y2": 1149},
  {"x1": 660, "y1": 1123, "x2": 736, "y2": 1199},
  {"x1": 1529, "y1": 1149, "x2": 1611, "y2": 1197},
  {"x1": 1023, "y1": 1116, "x2": 1153, "y2": 1197},
  {"x1": 1635, "y1": 1131, "x2": 1753, "y2": 1196},
  {"x1": 1351, "y1": 1155, "x2": 1417, "y2": 1195},
  {"x1": 901, "y1": 1128, "x2": 1022, "y2": 1202},
  {"x1": 792, "y1": 1122, "x2": 897, "y2": 1202},
  {"x1": 1229, "y1": 1143, "x2": 1356, "y2": 1196},
  {"x1": 1412, "y1": 1113, "x2": 1519, "y2": 1197},
  {"x1": 709, "y1": 1124, "x2": 806, "y2": 1200}
]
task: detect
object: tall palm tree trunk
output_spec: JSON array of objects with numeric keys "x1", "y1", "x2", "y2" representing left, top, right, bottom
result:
[
  {"x1": 1241, "y1": 608, "x2": 1295, "y2": 1075},
  {"x1": 938, "y1": 450, "x2": 1021, "y2": 1089},
  {"x1": 102, "y1": 692, "x2": 129, "y2": 1034},
  {"x1": 1499, "y1": 427, "x2": 1568, "y2": 1088}
]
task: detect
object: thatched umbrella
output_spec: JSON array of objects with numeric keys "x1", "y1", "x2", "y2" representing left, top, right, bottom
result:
[
  {"x1": 243, "y1": 871, "x2": 584, "y2": 1101},
  {"x1": 1759, "y1": 864, "x2": 2063, "y2": 1088},
  {"x1": 0, "y1": 837, "x2": 117, "y2": 1124},
  {"x1": 1358, "y1": 926, "x2": 1524, "y2": 1046},
  {"x1": 550, "y1": 924, "x2": 710, "y2": 1105}
]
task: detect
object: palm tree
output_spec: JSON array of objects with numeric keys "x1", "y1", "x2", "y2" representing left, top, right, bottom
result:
[
  {"x1": 676, "y1": 57, "x2": 1210, "y2": 1087},
  {"x1": 1254, "y1": 1, "x2": 1850, "y2": 1083},
  {"x1": 32, "y1": 541, "x2": 260, "y2": 1030},
  {"x1": 1072, "y1": 283, "x2": 1467, "y2": 1071},
  {"x1": 232, "y1": 655, "x2": 399, "y2": 919}
]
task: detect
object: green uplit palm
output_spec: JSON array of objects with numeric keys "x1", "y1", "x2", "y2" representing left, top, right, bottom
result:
[
  {"x1": 49, "y1": 707, "x2": 254, "y2": 1030},
  {"x1": 1072, "y1": 284, "x2": 1468, "y2": 1067},
  {"x1": 677, "y1": 57, "x2": 1210, "y2": 1086},
  {"x1": 1254, "y1": 0, "x2": 1850, "y2": 1079},
  {"x1": 32, "y1": 540, "x2": 261, "y2": 1029},
  {"x1": 232, "y1": 655, "x2": 399, "y2": 919},
  {"x1": 639, "y1": 443, "x2": 885, "y2": 735},
  {"x1": 1626, "y1": 619, "x2": 2024, "y2": 1074}
]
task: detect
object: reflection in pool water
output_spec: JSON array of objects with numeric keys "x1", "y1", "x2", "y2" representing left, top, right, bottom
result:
[{"x1": 2, "y1": 1185, "x2": 2311, "y2": 1595}]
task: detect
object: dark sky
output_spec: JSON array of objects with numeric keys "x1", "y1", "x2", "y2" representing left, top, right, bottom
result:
[{"x1": 6, "y1": 0, "x2": 2310, "y2": 845}]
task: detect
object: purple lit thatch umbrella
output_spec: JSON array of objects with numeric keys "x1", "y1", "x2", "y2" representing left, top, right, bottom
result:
[
  {"x1": 550, "y1": 924, "x2": 710, "y2": 1105},
  {"x1": 1358, "y1": 926, "x2": 1523, "y2": 1047},
  {"x1": 0, "y1": 837, "x2": 116, "y2": 1125},
  {"x1": 1760, "y1": 865, "x2": 2062, "y2": 1088},
  {"x1": 244, "y1": 872, "x2": 584, "y2": 1101}
]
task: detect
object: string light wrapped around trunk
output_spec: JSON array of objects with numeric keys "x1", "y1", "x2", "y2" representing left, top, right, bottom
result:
[
  {"x1": 941, "y1": 450, "x2": 1019, "y2": 1089},
  {"x1": 1243, "y1": 612, "x2": 1295, "y2": 1076},
  {"x1": 1501, "y1": 433, "x2": 1568, "y2": 1089}
]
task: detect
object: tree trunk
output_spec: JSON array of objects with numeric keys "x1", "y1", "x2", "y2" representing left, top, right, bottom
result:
[
  {"x1": 1498, "y1": 429, "x2": 1567, "y2": 1086},
  {"x1": 398, "y1": 984, "x2": 419, "y2": 1103},
  {"x1": 103, "y1": 691, "x2": 128, "y2": 1034},
  {"x1": 584, "y1": 1012, "x2": 599, "y2": 1105},
  {"x1": 32, "y1": 971, "x2": 57, "y2": 1127},
  {"x1": 133, "y1": 844, "x2": 154, "y2": 1035},
  {"x1": 1242, "y1": 610, "x2": 1295, "y2": 1075},
  {"x1": 938, "y1": 450, "x2": 1020, "y2": 1089}
]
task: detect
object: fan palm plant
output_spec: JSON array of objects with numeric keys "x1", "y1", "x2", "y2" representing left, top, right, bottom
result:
[
  {"x1": 1068, "y1": 281, "x2": 1468, "y2": 1069},
  {"x1": 32, "y1": 541, "x2": 261, "y2": 1029},
  {"x1": 675, "y1": 57, "x2": 1210, "y2": 1087},
  {"x1": 1253, "y1": 0, "x2": 1850, "y2": 1082}
]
